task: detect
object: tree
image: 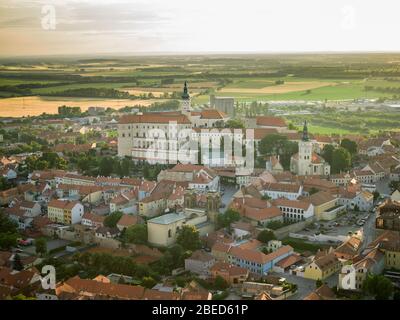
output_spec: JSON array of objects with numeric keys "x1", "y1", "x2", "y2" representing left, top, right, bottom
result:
[
  {"x1": 340, "y1": 138, "x2": 357, "y2": 155},
  {"x1": 316, "y1": 279, "x2": 323, "y2": 288},
  {"x1": 225, "y1": 119, "x2": 245, "y2": 129},
  {"x1": 214, "y1": 275, "x2": 229, "y2": 290},
  {"x1": 35, "y1": 238, "x2": 47, "y2": 256},
  {"x1": 141, "y1": 276, "x2": 157, "y2": 289},
  {"x1": 363, "y1": 274, "x2": 394, "y2": 300},
  {"x1": 0, "y1": 212, "x2": 19, "y2": 249},
  {"x1": 104, "y1": 211, "x2": 123, "y2": 228},
  {"x1": 258, "y1": 134, "x2": 298, "y2": 170},
  {"x1": 309, "y1": 187, "x2": 320, "y2": 195},
  {"x1": 124, "y1": 224, "x2": 147, "y2": 244},
  {"x1": 322, "y1": 144, "x2": 335, "y2": 165},
  {"x1": 331, "y1": 147, "x2": 352, "y2": 174},
  {"x1": 257, "y1": 230, "x2": 276, "y2": 244},
  {"x1": 217, "y1": 209, "x2": 240, "y2": 229},
  {"x1": 98, "y1": 157, "x2": 114, "y2": 176},
  {"x1": 373, "y1": 191, "x2": 380, "y2": 202},
  {"x1": 13, "y1": 253, "x2": 23, "y2": 271},
  {"x1": 176, "y1": 225, "x2": 201, "y2": 251}
]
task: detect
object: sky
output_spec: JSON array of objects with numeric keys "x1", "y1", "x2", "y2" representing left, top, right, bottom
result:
[{"x1": 1, "y1": 0, "x2": 400, "y2": 56}]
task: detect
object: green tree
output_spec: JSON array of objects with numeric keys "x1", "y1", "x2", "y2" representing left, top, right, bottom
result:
[
  {"x1": 98, "y1": 157, "x2": 114, "y2": 176},
  {"x1": 316, "y1": 279, "x2": 323, "y2": 288},
  {"x1": 340, "y1": 138, "x2": 358, "y2": 155},
  {"x1": 322, "y1": 144, "x2": 335, "y2": 165},
  {"x1": 214, "y1": 275, "x2": 229, "y2": 290},
  {"x1": 124, "y1": 224, "x2": 147, "y2": 244},
  {"x1": 35, "y1": 238, "x2": 47, "y2": 256},
  {"x1": 257, "y1": 230, "x2": 276, "y2": 244},
  {"x1": 13, "y1": 253, "x2": 24, "y2": 271},
  {"x1": 373, "y1": 191, "x2": 380, "y2": 202},
  {"x1": 217, "y1": 209, "x2": 241, "y2": 229},
  {"x1": 331, "y1": 147, "x2": 352, "y2": 174},
  {"x1": 0, "y1": 212, "x2": 19, "y2": 249},
  {"x1": 104, "y1": 211, "x2": 123, "y2": 228},
  {"x1": 225, "y1": 119, "x2": 245, "y2": 129},
  {"x1": 176, "y1": 225, "x2": 201, "y2": 251},
  {"x1": 363, "y1": 274, "x2": 394, "y2": 300},
  {"x1": 258, "y1": 134, "x2": 298, "y2": 170},
  {"x1": 141, "y1": 276, "x2": 157, "y2": 289}
]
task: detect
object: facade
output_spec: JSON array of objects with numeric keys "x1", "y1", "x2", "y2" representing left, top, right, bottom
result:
[
  {"x1": 304, "y1": 251, "x2": 341, "y2": 280},
  {"x1": 47, "y1": 199, "x2": 84, "y2": 225},
  {"x1": 184, "y1": 250, "x2": 215, "y2": 276},
  {"x1": 228, "y1": 245, "x2": 293, "y2": 275},
  {"x1": 308, "y1": 191, "x2": 342, "y2": 221},
  {"x1": 147, "y1": 213, "x2": 186, "y2": 247},
  {"x1": 209, "y1": 95, "x2": 235, "y2": 117},
  {"x1": 273, "y1": 198, "x2": 314, "y2": 222},
  {"x1": 210, "y1": 262, "x2": 249, "y2": 286},
  {"x1": 290, "y1": 121, "x2": 330, "y2": 176}
]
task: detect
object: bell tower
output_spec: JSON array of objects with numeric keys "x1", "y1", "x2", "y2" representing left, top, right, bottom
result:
[
  {"x1": 181, "y1": 81, "x2": 191, "y2": 112},
  {"x1": 298, "y1": 120, "x2": 313, "y2": 175}
]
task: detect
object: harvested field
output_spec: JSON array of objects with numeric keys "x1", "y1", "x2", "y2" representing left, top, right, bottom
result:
[
  {"x1": 0, "y1": 96, "x2": 163, "y2": 117},
  {"x1": 219, "y1": 81, "x2": 336, "y2": 94}
]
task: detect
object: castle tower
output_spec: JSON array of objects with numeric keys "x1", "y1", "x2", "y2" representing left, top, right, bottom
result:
[
  {"x1": 181, "y1": 81, "x2": 191, "y2": 112},
  {"x1": 298, "y1": 120, "x2": 313, "y2": 175}
]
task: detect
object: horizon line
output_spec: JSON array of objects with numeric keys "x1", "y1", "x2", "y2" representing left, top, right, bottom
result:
[{"x1": 2, "y1": 50, "x2": 400, "y2": 59}]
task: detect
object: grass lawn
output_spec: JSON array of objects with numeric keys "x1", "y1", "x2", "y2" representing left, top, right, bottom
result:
[{"x1": 281, "y1": 237, "x2": 330, "y2": 253}]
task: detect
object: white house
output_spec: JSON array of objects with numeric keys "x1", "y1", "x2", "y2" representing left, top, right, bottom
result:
[
  {"x1": 273, "y1": 198, "x2": 314, "y2": 222},
  {"x1": 262, "y1": 182, "x2": 302, "y2": 200}
]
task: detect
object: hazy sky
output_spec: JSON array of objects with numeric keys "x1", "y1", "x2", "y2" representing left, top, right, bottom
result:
[{"x1": 1, "y1": 0, "x2": 400, "y2": 56}]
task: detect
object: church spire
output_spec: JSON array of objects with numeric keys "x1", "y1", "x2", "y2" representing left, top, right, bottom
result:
[
  {"x1": 302, "y1": 120, "x2": 309, "y2": 141},
  {"x1": 182, "y1": 81, "x2": 190, "y2": 100}
]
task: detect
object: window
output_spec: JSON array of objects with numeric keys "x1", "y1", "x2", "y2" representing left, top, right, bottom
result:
[{"x1": 168, "y1": 229, "x2": 172, "y2": 238}]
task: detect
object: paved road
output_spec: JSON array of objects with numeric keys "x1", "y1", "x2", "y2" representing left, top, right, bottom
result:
[
  {"x1": 273, "y1": 272, "x2": 339, "y2": 300},
  {"x1": 219, "y1": 184, "x2": 238, "y2": 213}
]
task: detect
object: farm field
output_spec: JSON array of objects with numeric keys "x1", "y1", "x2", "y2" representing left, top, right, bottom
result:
[
  {"x1": 2, "y1": 53, "x2": 400, "y2": 117},
  {"x1": 0, "y1": 96, "x2": 161, "y2": 117}
]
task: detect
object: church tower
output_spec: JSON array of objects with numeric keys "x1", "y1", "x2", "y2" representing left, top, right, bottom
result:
[
  {"x1": 181, "y1": 81, "x2": 191, "y2": 112},
  {"x1": 298, "y1": 120, "x2": 313, "y2": 175}
]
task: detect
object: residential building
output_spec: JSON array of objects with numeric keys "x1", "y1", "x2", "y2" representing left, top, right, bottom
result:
[
  {"x1": 47, "y1": 199, "x2": 84, "y2": 225},
  {"x1": 184, "y1": 250, "x2": 215, "y2": 276},
  {"x1": 308, "y1": 191, "x2": 343, "y2": 221},
  {"x1": 209, "y1": 262, "x2": 249, "y2": 286},
  {"x1": 304, "y1": 250, "x2": 341, "y2": 280}
]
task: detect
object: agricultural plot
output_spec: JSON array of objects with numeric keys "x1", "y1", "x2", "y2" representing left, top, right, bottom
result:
[{"x1": 0, "y1": 96, "x2": 162, "y2": 117}]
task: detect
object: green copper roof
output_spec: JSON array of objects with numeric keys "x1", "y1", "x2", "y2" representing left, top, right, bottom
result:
[{"x1": 182, "y1": 81, "x2": 190, "y2": 99}]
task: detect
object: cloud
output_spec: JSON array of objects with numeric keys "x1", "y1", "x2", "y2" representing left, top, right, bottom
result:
[{"x1": 1, "y1": 0, "x2": 400, "y2": 55}]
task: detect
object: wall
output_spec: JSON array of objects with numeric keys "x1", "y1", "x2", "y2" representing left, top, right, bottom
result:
[{"x1": 272, "y1": 219, "x2": 314, "y2": 240}]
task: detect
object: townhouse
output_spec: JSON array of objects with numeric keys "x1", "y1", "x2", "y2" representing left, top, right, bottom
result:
[
  {"x1": 184, "y1": 250, "x2": 216, "y2": 276},
  {"x1": 304, "y1": 250, "x2": 341, "y2": 281},
  {"x1": 228, "y1": 245, "x2": 293, "y2": 275},
  {"x1": 47, "y1": 199, "x2": 84, "y2": 225}
]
